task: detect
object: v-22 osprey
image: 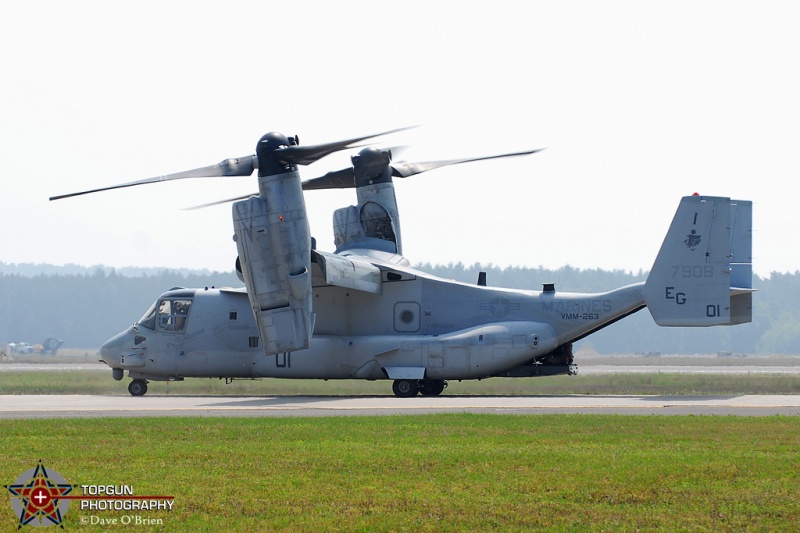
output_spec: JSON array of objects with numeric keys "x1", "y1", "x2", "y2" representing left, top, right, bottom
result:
[{"x1": 50, "y1": 129, "x2": 754, "y2": 396}]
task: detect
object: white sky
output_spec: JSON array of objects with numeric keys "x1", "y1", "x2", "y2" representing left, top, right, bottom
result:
[{"x1": 1, "y1": 1, "x2": 798, "y2": 278}]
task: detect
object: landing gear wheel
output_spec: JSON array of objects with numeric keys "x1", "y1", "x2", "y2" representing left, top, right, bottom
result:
[
  {"x1": 419, "y1": 379, "x2": 447, "y2": 396},
  {"x1": 392, "y1": 379, "x2": 418, "y2": 397},
  {"x1": 128, "y1": 379, "x2": 148, "y2": 397}
]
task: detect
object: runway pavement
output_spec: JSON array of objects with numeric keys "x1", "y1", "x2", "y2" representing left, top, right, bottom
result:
[{"x1": 2, "y1": 393, "x2": 799, "y2": 418}]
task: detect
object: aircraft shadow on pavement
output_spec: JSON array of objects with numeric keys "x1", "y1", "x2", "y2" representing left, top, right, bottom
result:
[{"x1": 638, "y1": 395, "x2": 739, "y2": 402}]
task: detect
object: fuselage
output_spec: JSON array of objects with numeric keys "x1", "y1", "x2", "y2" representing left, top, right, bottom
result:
[{"x1": 100, "y1": 255, "x2": 646, "y2": 382}]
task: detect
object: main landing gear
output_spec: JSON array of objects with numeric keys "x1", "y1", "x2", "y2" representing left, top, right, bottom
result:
[
  {"x1": 128, "y1": 379, "x2": 148, "y2": 397},
  {"x1": 392, "y1": 379, "x2": 447, "y2": 398}
]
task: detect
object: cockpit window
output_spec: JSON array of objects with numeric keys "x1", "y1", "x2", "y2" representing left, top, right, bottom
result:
[
  {"x1": 157, "y1": 299, "x2": 193, "y2": 333},
  {"x1": 137, "y1": 302, "x2": 158, "y2": 331}
]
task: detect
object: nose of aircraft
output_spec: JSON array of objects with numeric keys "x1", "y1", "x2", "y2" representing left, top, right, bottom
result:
[{"x1": 99, "y1": 330, "x2": 128, "y2": 366}]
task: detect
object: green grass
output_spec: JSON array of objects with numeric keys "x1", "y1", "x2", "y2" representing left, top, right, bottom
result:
[
  {"x1": 2, "y1": 415, "x2": 799, "y2": 531},
  {"x1": 2, "y1": 369, "x2": 800, "y2": 396}
]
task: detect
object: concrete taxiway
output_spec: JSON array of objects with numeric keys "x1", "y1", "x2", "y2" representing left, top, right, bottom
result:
[{"x1": 1, "y1": 394, "x2": 799, "y2": 418}]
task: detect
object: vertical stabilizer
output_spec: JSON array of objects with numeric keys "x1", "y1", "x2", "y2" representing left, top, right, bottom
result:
[{"x1": 643, "y1": 195, "x2": 753, "y2": 326}]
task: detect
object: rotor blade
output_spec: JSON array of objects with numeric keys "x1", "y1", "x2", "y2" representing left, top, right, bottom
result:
[
  {"x1": 183, "y1": 193, "x2": 257, "y2": 211},
  {"x1": 277, "y1": 126, "x2": 414, "y2": 166},
  {"x1": 301, "y1": 167, "x2": 357, "y2": 190},
  {"x1": 49, "y1": 155, "x2": 257, "y2": 201},
  {"x1": 390, "y1": 148, "x2": 544, "y2": 178}
]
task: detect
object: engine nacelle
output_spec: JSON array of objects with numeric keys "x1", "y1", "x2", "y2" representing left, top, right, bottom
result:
[
  {"x1": 333, "y1": 187, "x2": 401, "y2": 254},
  {"x1": 232, "y1": 169, "x2": 314, "y2": 355},
  {"x1": 332, "y1": 147, "x2": 402, "y2": 254}
]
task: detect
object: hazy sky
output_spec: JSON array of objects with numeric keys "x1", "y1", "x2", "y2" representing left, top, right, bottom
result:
[{"x1": 2, "y1": 1, "x2": 798, "y2": 278}]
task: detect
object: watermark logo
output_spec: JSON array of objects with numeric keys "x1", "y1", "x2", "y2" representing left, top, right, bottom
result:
[
  {"x1": 6, "y1": 461, "x2": 175, "y2": 528},
  {"x1": 5, "y1": 461, "x2": 74, "y2": 528}
]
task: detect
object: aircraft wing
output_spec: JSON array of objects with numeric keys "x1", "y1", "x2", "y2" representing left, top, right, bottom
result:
[{"x1": 312, "y1": 250, "x2": 383, "y2": 294}]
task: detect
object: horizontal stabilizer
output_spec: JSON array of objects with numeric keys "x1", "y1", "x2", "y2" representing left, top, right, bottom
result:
[{"x1": 643, "y1": 195, "x2": 753, "y2": 326}]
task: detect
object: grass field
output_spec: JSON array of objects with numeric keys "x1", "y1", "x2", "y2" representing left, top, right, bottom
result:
[
  {"x1": 2, "y1": 415, "x2": 799, "y2": 531},
  {"x1": 3, "y1": 355, "x2": 798, "y2": 530}
]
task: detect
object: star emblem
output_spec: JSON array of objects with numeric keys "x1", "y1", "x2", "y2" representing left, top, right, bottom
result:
[
  {"x1": 6, "y1": 461, "x2": 74, "y2": 528},
  {"x1": 480, "y1": 297, "x2": 521, "y2": 318}
]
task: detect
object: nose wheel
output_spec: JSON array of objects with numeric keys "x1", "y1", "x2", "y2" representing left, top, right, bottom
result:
[{"x1": 128, "y1": 379, "x2": 148, "y2": 397}]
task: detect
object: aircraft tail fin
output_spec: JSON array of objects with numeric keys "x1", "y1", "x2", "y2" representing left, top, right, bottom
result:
[{"x1": 643, "y1": 195, "x2": 753, "y2": 326}]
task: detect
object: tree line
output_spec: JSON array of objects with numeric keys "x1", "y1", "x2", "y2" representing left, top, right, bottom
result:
[{"x1": 1, "y1": 263, "x2": 797, "y2": 354}]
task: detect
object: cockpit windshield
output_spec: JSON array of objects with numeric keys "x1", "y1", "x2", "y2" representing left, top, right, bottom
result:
[
  {"x1": 137, "y1": 302, "x2": 158, "y2": 331},
  {"x1": 137, "y1": 298, "x2": 193, "y2": 332}
]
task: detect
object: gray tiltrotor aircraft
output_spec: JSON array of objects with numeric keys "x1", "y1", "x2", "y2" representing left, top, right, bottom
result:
[{"x1": 51, "y1": 129, "x2": 754, "y2": 396}]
